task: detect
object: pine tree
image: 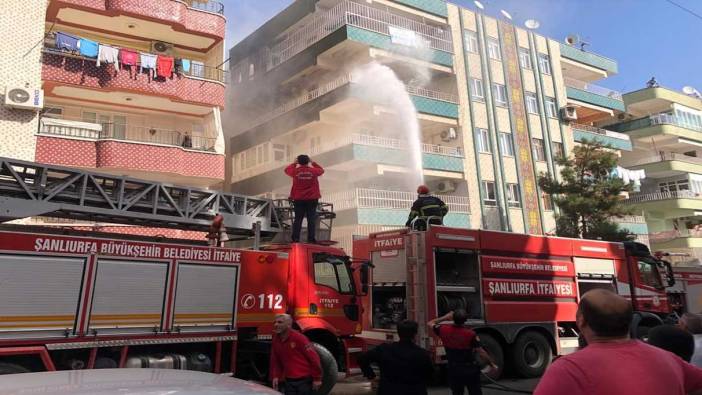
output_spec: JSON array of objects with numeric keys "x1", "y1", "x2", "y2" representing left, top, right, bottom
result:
[{"x1": 538, "y1": 139, "x2": 634, "y2": 242}]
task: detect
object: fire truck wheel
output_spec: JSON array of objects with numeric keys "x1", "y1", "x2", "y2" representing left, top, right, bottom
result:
[
  {"x1": 477, "y1": 334, "x2": 504, "y2": 381},
  {"x1": 312, "y1": 343, "x2": 338, "y2": 395},
  {"x1": 511, "y1": 331, "x2": 552, "y2": 378},
  {"x1": 94, "y1": 357, "x2": 118, "y2": 369},
  {"x1": 0, "y1": 362, "x2": 30, "y2": 375}
]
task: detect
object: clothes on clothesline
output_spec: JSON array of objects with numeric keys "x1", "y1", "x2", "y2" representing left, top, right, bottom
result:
[
  {"x1": 140, "y1": 52, "x2": 158, "y2": 77},
  {"x1": 55, "y1": 32, "x2": 79, "y2": 52},
  {"x1": 79, "y1": 38, "x2": 98, "y2": 58},
  {"x1": 97, "y1": 44, "x2": 120, "y2": 71},
  {"x1": 157, "y1": 55, "x2": 174, "y2": 79},
  {"x1": 614, "y1": 166, "x2": 646, "y2": 190}
]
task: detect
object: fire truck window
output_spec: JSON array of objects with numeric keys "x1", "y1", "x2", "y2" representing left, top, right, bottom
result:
[
  {"x1": 314, "y1": 261, "x2": 339, "y2": 291},
  {"x1": 638, "y1": 260, "x2": 662, "y2": 288}
]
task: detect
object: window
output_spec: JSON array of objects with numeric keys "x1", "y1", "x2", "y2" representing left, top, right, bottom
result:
[
  {"x1": 482, "y1": 181, "x2": 497, "y2": 206},
  {"x1": 476, "y1": 128, "x2": 491, "y2": 153},
  {"x1": 248, "y1": 63, "x2": 255, "y2": 79},
  {"x1": 538, "y1": 54, "x2": 551, "y2": 75},
  {"x1": 313, "y1": 253, "x2": 353, "y2": 294},
  {"x1": 499, "y1": 132, "x2": 514, "y2": 156},
  {"x1": 542, "y1": 192, "x2": 554, "y2": 211},
  {"x1": 525, "y1": 92, "x2": 538, "y2": 114},
  {"x1": 519, "y1": 48, "x2": 532, "y2": 69},
  {"x1": 464, "y1": 30, "x2": 478, "y2": 53},
  {"x1": 487, "y1": 39, "x2": 501, "y2": 60},
  {"x1": 552, "y1": 142, "x2": 565, "y2": 160},
  {"x1": 506, "y1": 184, "x2": 521, "y2": 208},
  {"x1": 545, "y1": 97, "x2": 558, "y2": 118},
  {"x1": 191, "y1": 61, "x2": 205, "y2": 78},
  {"x1": 493, "y1": 83, "x2": 508, "y2": 107},
  {"x1": 471, "y1": 78, "x2": 484, "y2": 101},
  {"x1": 659, "y1": 180, "x2": 689, "y2": 193},
  {"x1": 273, "y1": 143, "x2": 289, "y2": 162},
  {"x1": 43, "y1": 106, "x2": 64, "y2": 119},
  {"x1": 637, "y1": 259, "x2": 662, "y2": 289},
  {"x1": 532, "y1": 138, "x2": 546, "y2": 161}
]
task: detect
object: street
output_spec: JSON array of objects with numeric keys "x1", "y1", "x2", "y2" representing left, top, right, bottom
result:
[{"x1": 331, "y1": 376, "x2": 539, "y2": 395}]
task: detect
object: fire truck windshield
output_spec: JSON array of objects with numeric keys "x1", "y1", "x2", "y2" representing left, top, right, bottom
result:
[
  {"x1": 637, "y1": 258, "x2": 664, "y2": 289},
  {"x1": 313, "y1": 253, "x2": 355, "y2": 295}
]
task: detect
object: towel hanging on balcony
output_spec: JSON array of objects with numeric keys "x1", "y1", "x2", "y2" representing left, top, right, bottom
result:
[
  {"x1": 55, "y1": 32, "x2": 79, "y2": 52},
  {"x1": 97, "y1": 44, "x2": 119, "y2": 71},
  {"x1": 181, "y1": 59, "x2": 191, "y2": 73},
  {"x1": 156, "y1": 55, "x2": 174, "y2": 79},
  {"x1": 79, "y1": 38, "x2": 98, "y2": 58},
  {"x1": 140, "y1": 52, "x2": 157, "y2": 78}
]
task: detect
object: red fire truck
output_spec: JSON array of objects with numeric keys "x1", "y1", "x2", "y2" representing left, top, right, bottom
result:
[
  {"x1": 353, "y1": 225, "x2": 676, "y2": 378},
  {"x1": 0, "y1": 157, "x2": 366, "y2": 394}
]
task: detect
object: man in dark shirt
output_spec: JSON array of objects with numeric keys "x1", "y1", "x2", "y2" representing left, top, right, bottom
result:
[
  {"x1": 406, "y1": 185, "x2": 448, "y2": 230},
  {"x1": 428, "y1": 309, "x2": 496, "y2": 395},
  {"x1": 359, "y1": 320, "x2": 433, "y2": 395}
]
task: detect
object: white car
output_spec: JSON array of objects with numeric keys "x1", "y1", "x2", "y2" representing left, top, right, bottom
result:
[{"x1": 0, "y1": 369, "x2": 279, "y2": 395}]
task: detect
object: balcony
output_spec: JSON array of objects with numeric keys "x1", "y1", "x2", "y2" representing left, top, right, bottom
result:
[
  {"x1": 36, "y1": 117, "x2": 224, "y2": 186},
  {"x1": 624, "y1": 152, "x2": 702, "y2": 177},
  {"x1": 393, "y1": 0, "x2": 448, "y2": 17},
  {"x1": 48, "y1": 0, "x2": 226, "y2": 43},
  {"x1": 625, "y1": 190, "x2": 702, "y2": 219},
  {"x1": 624, "y1": 87, "x2": 702, "y2": 115},
  {"x1": 571, "y1": 123, "x2": 632, "y2": 151},
  {"x1": 613, "y1": 215, "x2": 649, "y2": 236},
  {"x1": 565, "y1": 77, "x2": 625, "y2": 112},
  {"x1": 42, "y1": 50, "x2": 225, "y2": 110},
  {"x1": 608, "y1": 113, "x2": 702, "y2": 144},
  {"x1": 648, "y1": 228, "x2": 702, "y2": 250},
  {"x1": 326, "y1": 188, "x2": 470, "y2": 227},
  {"x1": 559, "y1": 43, "x2": 618, "y2": 75}
]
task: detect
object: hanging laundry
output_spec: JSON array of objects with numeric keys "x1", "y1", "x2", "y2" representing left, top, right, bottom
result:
[
  {"x1": 174, "y1": 58, "x2": 183, "y2": 74},
  {"x1": 156, "y1": 55, "x2": 174, "y2": 79},
  {"x1": 140, "y1": 52, "x2": 157, "y2": 78},
  {"x1": 119, "y1": 48, "x2": 138, "y2": 67},
  {"x1": 55, "y1": 32, "x2": 79, "y2": 52},
  {"x1": 79, "y1": 38, "x2": 98, "y2": 58},
  {"x1": 181, "y1": 59, "x2": 191, "y2": 73},
  {"x1": 97, "y1": 44, "x2": 120, "y2": 71}
]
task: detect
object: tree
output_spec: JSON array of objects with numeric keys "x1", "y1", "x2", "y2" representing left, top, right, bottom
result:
[{"x1": 538, "y1": 139, "x2": 634, "y2": 242}]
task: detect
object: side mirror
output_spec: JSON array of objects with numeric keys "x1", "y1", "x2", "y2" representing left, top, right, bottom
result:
[
  {"x1": 360, "y1": 262, "x2": 371, "y2": 296},
  {"x1": 664, "y1": 261, "x2": 675, "y2": 287}
]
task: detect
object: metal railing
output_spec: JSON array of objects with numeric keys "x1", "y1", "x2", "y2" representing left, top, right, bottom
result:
[
  {"x1": 614, "y1": 215, "x2": 648, "y2": 224},
  {"x1": 571, "y1": 123, "x2": 630, "y2": 141},
  {"x1": 626, "y1": 190, "x2": 702, "y2": 203},
  {"x1": 649, "y1": 228, "x2": 702, "y2": 242},
  {"x1": 406, "y1": 85, "x2": 458, "y2": 103},
  {"x1": 651, "y1": 113, "x2": 702, "y2": 133},
  {"x1": 625, "y1": 152, "x2": 702, "y2": 167},
  {"x1": 39, "y1": 117, "x2": 217, "y2": 152},
  {"x1": 182, "y1": 0, "x2": 224, "y2": 14},
  {"x1": 326, "y1": 188, "x2": 470, "y2": 213},
  {"x1": 564, "y1": 77, "x2": 622, "y2": 100}
]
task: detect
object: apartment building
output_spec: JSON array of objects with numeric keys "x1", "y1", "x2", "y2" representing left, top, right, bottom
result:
[
  {"x1": 225, "y1": 0, "x2": 631, "y2": 250},
  {"x1": 0, "y1": 0, "x2": 228, "y2": 237},
  {"x1": 613, "y1": 87, "x2": 702, "y2": 263}
]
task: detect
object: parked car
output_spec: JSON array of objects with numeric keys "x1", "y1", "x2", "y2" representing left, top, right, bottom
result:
[{"x1": 0, "y1": 368, "x2": 278, "y2": 395}]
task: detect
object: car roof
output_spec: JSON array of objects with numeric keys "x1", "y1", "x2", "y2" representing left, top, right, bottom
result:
[{"x1": 0, "y1": 369, "x2": 278, "y2": 395}]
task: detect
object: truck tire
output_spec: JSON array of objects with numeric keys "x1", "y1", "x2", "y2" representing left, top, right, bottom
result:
[
  {"x1": 94, "y1": 357, "x2": 118, "y2": 369},
  {"x1": 0, "y1": 362, "x2": 30, "y2": 375},
  {"x1": 312, "y1": 343, "x2": 338, "y2": 395},
  {"x1": 477, "y1": 333, "x2": 503, "y2": 380},
  {"x1": 511, "y1": 331, "x2": 552, "y2": 378}
]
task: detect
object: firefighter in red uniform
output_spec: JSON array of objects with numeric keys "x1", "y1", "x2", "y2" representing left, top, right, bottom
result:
[
  {"x1": 427, "y1": 309, "x2": 497, "y2": 395},
  {"x1": 284, "y1": 155, "x2": 324, "y2": 243},
  {"x1": 270, "y1": 314, "x2": 322, "y2": 395}
]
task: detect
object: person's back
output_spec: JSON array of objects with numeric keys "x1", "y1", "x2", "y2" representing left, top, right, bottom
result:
[
  {"x1": 370, "y1": 341, "x2": 433, "y2": 395},
  {"x1": 406, "y1": 185, "x2": 448, "y2": 229},
  {"x1": 648, "y1": 324, "x2": 695, "y2": 362}
]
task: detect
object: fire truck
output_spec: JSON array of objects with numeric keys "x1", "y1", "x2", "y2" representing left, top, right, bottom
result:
[
  {"x1": 353, "y1": 225, "x2": 676, "y2": 379},
  {"x1": 0, "y1": 157, "x2": 367, "y2": 394},
  {"x1": 667, "y1": 265, "x2": 702, "y2": 316}
]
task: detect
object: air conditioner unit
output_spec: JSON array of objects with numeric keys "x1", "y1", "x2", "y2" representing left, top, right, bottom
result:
[
  {"x1": 440, "y1": 127, "x2": 457, "y2": 142},
  {"x1": 151, "y1": 41, "x2": 174, "y2": 55},
  {"x1": 4, "y1": 86, "x2": 44, "y2": 110},
  {"x1": 436, "y1": 180, "x2": 457, "y2": 193},
  {"x1": 560, "y1": 106, "x2": 578, "y2": 121}
]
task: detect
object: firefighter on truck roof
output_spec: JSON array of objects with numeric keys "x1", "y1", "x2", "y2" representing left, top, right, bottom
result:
[{"x1": 406, "y1": 185, "x2": 448, "y2": 230}]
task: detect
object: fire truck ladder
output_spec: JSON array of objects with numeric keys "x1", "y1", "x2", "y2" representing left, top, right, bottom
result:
[{"x1": 0, "y1": 157, "x2": 283, "y2": 237}]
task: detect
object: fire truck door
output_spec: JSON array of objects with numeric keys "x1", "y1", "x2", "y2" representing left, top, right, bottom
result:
[
  {"x1": 308, "y1": 252, "x2": 358, "y2": 334},
  {"x1": 631, "y1": 257, "x2": 668, "y2": 313},
  {"x1": 434, "y1": 249, "x2": 482, "y2": 320}
]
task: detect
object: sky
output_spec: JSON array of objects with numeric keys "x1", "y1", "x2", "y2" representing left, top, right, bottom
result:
[{"x1": 224, "y1": 0, "x2": 702, "y2": 94}]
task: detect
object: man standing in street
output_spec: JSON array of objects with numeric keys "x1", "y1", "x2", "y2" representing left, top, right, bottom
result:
[
  {"x1": 535, "y1": 289, "x2": 702, "y2": 395},
  {"x1": 427, "y1": 309, "x2": 497, "y2": 395},
  {"x1": 358, "y1": 320, "x2": 433, "y2": 395},
  {"x1": 285, "y1": 154, "x2": 324, "y2": 243},
  {"x1": 269, "y1": 314, "x2": 322, "y2": 395},
  {"x1": 406, "y1": 185, "x2": 448, "y2": 230}
]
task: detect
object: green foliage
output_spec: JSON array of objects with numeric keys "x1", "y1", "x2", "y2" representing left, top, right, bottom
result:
[{"x1": 538, "y1": 139, "x2": 635, "y2": 242}]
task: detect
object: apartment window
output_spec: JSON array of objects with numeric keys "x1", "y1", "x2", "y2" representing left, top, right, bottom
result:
[
  {"x1": 552, "y1": 142, "x2": 565, "y2": 160},
  {"x1": 525, "y1": 92, "x2": 539, "y2": 114},
  {"x1": 273, "y1": 143, "x2": 289, "y2": 162},
  {"x1": 506, "y1": 183, "x2": 521, "y2": 208},
  {"x1": 492, "y1": 83, "x2": 508, "y2": 107},
  {"x1": 532, "y1": 138, "x2": 546, "y2": 161},
  {"x1": 538, "y1": 54, "x2": 551, "y2": 75},
  {"x1": 487, "y1": 38, "x2": 501, "y2": 60},
  {"x1": 464, "y1": 30, "x2": 478, "y2": 53},
  {"x1": 471, "y1": 78, "x2": 484, "y2": 101},
  {"x1": 499, "y1": 132, "x2": 514, "y2": 156},
  {"x1": 542, "y1": 192, "x2": 554, "y2": 211},
  {"x1": 43, "y1": 106, "x2": 64, "y2": 119},
  {"x1": 545, "y1": 97, "x2": 558, "y2": 118},
  {"x1": 476, "y1": 128, "x2": 491, "y2": 153},
  {"x1": 482, "y1": 181, "x2": 497, "y2": 206},
  {"x1": 659, "y1": 180, "x2": 689, "y2": 193},
  {"x1": 519, "y1": 48, "x2": 532, "y2": 69},
  {"x1": 248, "y1": 63, "x2": 255, "y2": 79}
]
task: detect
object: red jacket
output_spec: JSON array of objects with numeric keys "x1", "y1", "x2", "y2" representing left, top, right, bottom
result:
[
  {"x1": 285, "y1": 162, "x2": 324, "y2": 200},
  {"x1": 270, "y1": 329, "x2": 322, "y2": 381}
]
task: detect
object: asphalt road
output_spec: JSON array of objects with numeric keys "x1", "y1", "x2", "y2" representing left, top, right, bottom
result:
[{"x1": 331, "y1": 377, "x2": 540, "y2": 395}]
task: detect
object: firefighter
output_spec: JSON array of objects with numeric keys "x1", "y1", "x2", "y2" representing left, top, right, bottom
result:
[
  {"x1": 269, "y1": 314, "x2": 322, "y2": 395},
  {"x1": 405, "y1": 185, "x2": 448, "y2": 230},
  {"x1": 284, "y1": 155, "x2": 324, "y2": 243},
  {"x1": 427, "y1": 309, "x2": 497, "y2": 395}
]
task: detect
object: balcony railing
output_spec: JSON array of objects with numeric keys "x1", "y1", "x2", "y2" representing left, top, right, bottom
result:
[
  {"x1": 406, "y1": 85, "x2": 458, "y2": 103},
  {"x1": 571, "y1": 123, "x2": 631, "y2": 141},
  {"x1": 326, "y1": 188, "x2": 470, "y2": 212},
  {"x1": 182, "y1": 0, "x2": 224, "y2": 14},
  {"x1": 626, "y1": 190, "x2": 702, "y2": 204},
  {"x1": 626, "y1": 152, "x2": 702, "y2": 167},
  {"x1": 651, "y1": 113, "x2": 702, "y2": 133},
  {"x1": 615, "y1": 215, "x2": 648, "y2": 224},
  {"x1": 564, "y1": 77, "x2": 622, "y2": 100},
  {"x1": 649, "y1": 228, "x2": 702, "y2": 243},
  {"x1": 39, "y1": 117, "x2": 217, "y2": 152}
]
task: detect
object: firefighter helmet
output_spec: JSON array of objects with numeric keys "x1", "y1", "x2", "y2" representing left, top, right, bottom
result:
[{"x1": 417, "y1": 185, "x2": 430, "y2": 194}]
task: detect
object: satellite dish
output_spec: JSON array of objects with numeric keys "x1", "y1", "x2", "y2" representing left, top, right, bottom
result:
[
  {"x1": 565, "y1": 34, "x2": 580, "y2": 45},
  {"x1": 474, "y1": 1, "x2": 485, "y2": 10},
  {"x1": 525, "y1": 19, "x2": 540, "y2": 29},
  {"x1": 500, "y1": 10, "x2": 513, "y2": 20},
  {"x1": 683, "y1": 86, "x2": 696, "y2": 95}
]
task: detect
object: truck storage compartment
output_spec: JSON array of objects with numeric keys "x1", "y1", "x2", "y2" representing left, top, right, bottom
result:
[
  {"x1": 371, "y1": 284, "x2": 406, "y2": 330},
  {"x1": 435, "y1": 249, "x2": 482, "y2": 319},
  {"x1": 173, "y1": 263, "x2": 239, "y2": 332},
  {"x1": 0, "y1": 254, "x2": 85, "y2": 339},
  {"x1": 89, "y1": 259, "x2": 167, "y2": 334}
]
